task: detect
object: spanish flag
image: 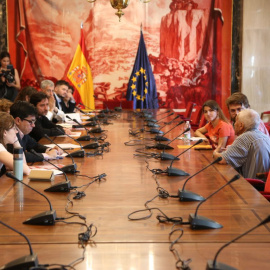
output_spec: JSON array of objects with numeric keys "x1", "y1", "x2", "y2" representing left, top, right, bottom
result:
[{"x1": 67, "y1": 27, "x2": 94, "y2": 109}]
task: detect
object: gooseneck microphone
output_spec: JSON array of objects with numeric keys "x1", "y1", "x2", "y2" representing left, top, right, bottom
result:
[
  {"x1": 178, "y1": 157, "x2": 222, "y2": 201},
  {"x1": 55, "y1": 127, "x2": 85, "y2": 157},
  {"x1": 75, "y1": 105, "x2": 98, "y2": 122},
  {"x1": 206, "y1": 215, "x2": 270, "y2": 270},
  {"x1": 154, "y1": 127, "x2": 191, "y2": 150},
  {"x1": 0, "y1": 220, "x2": 38, "y2": 269},
  {"x1": 147, "y1": 112, "x2": 174, "y2": 128},
  {"x1": 189, "y1": 174, "x2": 240, "y2": 230},
  {"x1": 6, "y1": 172, "x2": 57, "y2": 225},
  {"x1": 44, "y1": 134, "x2": 78, "y2": 174},
  {"x1": 79, "y1": 102, "x2": 106, "y2": 119},
  {"x1": 66, "y1": 115, "x2": 91, "y2": 141},
  {"x1": 66, "y1": 118, "x2": 100, "y2": 149},
  {"x1": 149, "y1": 112, "x2": 174, "y2": 132},
  {"x1": 144, "y1": 109, "x2": 170, "y2": 122},
  {"x1": 30, "y1": 149, "x2": 71, "y2": 192},
  {"x1": 166, "y1": 139, "x2": 203, "y2": 176},
  {"x1": 154, "y1": 120, "x2": 185, "y2": 142}
]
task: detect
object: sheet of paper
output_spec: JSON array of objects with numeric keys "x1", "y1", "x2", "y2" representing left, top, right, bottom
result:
[
  {"x1": 45, "y1": 143, "x2": 81, "y2": 149},
  {"x1": 57, "y1": 132, "x2": 82, "y2": 138},
  {"x1": 64, "y1": 113, "x2": 81, "y2": 123}
]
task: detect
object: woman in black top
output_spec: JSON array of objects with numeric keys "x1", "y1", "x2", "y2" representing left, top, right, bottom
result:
[{"x1": 0, "y1": 52, "x2": 21, "y2": 101}]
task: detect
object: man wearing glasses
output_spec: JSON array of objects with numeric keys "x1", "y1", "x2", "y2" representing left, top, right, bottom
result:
[{"x1": 8, "y1": 101, "x2": 62, "y2": 163}]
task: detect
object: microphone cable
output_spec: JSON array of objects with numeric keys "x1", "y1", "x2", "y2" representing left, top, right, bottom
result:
[
  {"x1": 169, "y1": 225, "x2": 192, "y2": 270},
  {"x1": 133, "y1": 148, "x2": 160, "y2": 159},
  {"x1": 128, "y1": 128, "x2": 145, "y2": 137},
  {"x1": 145, "y1": 159, "x2": 168, "y2": 175},
  {"x1": 127, "y1": 193, "x2": 184, "y2": 224}
]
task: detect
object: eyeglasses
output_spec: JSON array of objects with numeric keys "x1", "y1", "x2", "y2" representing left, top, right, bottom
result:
[{"x1": 23, "y1": 118, "x2": 36, "y2": 125}]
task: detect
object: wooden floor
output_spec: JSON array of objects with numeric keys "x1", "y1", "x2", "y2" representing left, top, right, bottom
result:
[{"x1": 0, "y1": 110, "x2": 269, "y2": 269}]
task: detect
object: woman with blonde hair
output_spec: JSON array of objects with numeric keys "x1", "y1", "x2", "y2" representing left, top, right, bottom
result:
[
  {"x1": 0, "y1": 112, "x2": 30, "y2": 176},
  {"x1": 194, "y1": 100, "x2": 235, "y2": 153}
]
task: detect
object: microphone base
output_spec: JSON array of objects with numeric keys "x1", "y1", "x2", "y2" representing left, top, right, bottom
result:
[
  {"x1": 207, "y1": 260, "x2": 238, "y2": 270},
  {"x1": 155, "y1": 144, "x2": 174, "y2": 150},
  {"x1": 97, "y1": 113, "x2": 106, "y2": 118},
  {"x1": 90, "y1": 128, "x2": 104, "y2": 133},
  {"x1": 178, "y1": 189, "x2": 205, "y2": 201},
  {"x1": 160, "y1": 153, "x2": 179, "y2": 160},
  {"x1": 66, "y1": 150, "x2": 85, "y2": 157},
  {"x1": 84, "y1": 122, "x2": 97, "y2": 127},
  {"x1": 145, "y1": 119, "x2": 157, "y2": 123},
  {"x1": 0, "y1": 254, "x2": 38, "y2": 270},
  {"x1": 77, "y1": 135, "x2": 91, "y2": 141},
  {"x1": 23, "y1": 210, "x2": 56, "y2": 225},
  {"x1": 114, "y1": 107, "x2": 122, "y2": 112},
  {"x1": 85, "y1": 116, "x2": 97, "y2": 121},
  {"x1": 44, "y1": 181, "x2": 71, "y2": 192},
  {"x1": 189, "y1": 213, "x2": 223, "y2": 230},
  {"x1": 83, "y1": 142, "x2": 99, "y2": 149},
  {"x1": 167, "y1": 167, "x2": 189, "y2": 176},
  {"x1": 147, "y1": 123, "x2": 160, "y2": 128},
  {"x1": 61, "y1": 164, "x2": 78, "y2": 174},
  {"x1": 154, "y1": 135, "x2": 170, "y2": 141},
  {"x1": 150, "y1": 129, "x2": 164, "y2": 134},
  {"x1": 72, "y1": 125, "x2": 84, "y2": 129}
]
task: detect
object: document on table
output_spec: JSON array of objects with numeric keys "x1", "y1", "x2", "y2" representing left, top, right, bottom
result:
[
  {"x1": 57, "y1": 132, "x2": 82, "y2": 138},
  {"x1": 44, "y1": 143, "x2": 81, "y2": 150}
]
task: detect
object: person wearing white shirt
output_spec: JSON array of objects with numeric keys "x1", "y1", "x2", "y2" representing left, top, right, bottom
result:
[
  {"x1": 0, "y1": 112, "x2": 30, "y2": 176},
  {"x1": 40, "y1": 79, "x2": 65, "y2": 122}
]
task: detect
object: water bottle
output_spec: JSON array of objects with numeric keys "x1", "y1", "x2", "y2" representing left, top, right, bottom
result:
[
  {"x1": 183, "y1": 121, "x2": 191, "y2": 141},
  {"x1": 13, "y1": 147, "x2": 23, "y2": 181}
]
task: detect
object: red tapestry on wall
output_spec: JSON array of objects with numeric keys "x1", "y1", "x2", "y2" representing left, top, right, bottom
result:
[{"x1": 7, "y1": 0, "x2": 231, "y2": 110}]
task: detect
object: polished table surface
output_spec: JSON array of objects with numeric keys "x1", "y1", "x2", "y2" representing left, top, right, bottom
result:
[{"x1": 0, "y1": 110, "x2": 269, "y2": 269}]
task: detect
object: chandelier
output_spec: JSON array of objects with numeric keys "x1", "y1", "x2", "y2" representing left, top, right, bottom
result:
[{"x1": 86, "y1": 0, "x2": 151, "y2": 21}]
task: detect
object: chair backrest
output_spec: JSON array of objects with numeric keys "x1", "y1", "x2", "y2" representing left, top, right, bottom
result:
[
  {"x1": 105, "y1": 100, "x2": 133, "y2": 110},
  {"x1": 260, "y1": 110, "x2": 270, "y2": 120},
  {"x1": 190, "y1": 105, "x2": 202, "y2": 126},
  {"x1": 198, "y1": 113, "x2": 207, "y2": 128},
  {"x1": 183, "y1": 102, "x2": 196, "y2": 119},
  {"x1": 264, "y1": 172, "x2": 270, "y2": 192}
]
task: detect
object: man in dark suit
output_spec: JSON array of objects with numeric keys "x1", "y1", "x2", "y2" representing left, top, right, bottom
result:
[
  {"x1": 54, "y1": 80, "x2": 69, "y2": 111},
  {"x1": 29, "y1": 92, "x2": 72, "y2": 141},
  {"x1": 9, "y1": 101, "x2": 61, "y2": 163}
]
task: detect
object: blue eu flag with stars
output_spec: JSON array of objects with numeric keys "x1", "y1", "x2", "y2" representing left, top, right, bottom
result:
[{"x1": 126, "y1": 31, "x2": 159, "y2": 109}]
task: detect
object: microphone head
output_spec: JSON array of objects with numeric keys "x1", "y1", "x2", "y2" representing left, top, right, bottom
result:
[
  {"x1": 229, "y1": 174, "x2": 240, "y2": 183},
  {"x1": 178, "y1": 120, "x2": 185, "y2": 126},
  {"x1": 196, "y1": 139, "x2": 204, "y2": 145}
]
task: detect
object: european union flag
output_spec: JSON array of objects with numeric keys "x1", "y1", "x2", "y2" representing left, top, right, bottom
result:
[{"x1": 126, "y1": 31, "x2": 159, "y2": 109}]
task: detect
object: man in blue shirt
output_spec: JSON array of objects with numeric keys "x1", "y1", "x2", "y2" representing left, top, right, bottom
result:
[{"x1": 213, "y1": 109, "x2": 270, "y2": 179}]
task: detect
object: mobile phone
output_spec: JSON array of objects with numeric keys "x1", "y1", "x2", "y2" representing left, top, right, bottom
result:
[{"x1": 7, "y1": 64, "x2": 13, "y2": 70}]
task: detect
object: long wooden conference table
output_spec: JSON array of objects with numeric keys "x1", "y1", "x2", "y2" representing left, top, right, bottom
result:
[{"x1": 0, "y1": 110, "x2": 269, "y2": 270}]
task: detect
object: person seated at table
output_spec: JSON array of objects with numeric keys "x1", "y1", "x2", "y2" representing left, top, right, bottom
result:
[
  {"x1": 0, "y1": 112, "x2": 30, "y2": 177},
  {"x1": 8, "y1": 101, "x2": 62, "y2": 163},
  {"x1": 0, "y1": 98, "x2": 13, "y2": 113},
  {"x1": 226, "y1": 92, "x2": 269, "y2": 136},
  {"x1": 61, "y1": 84, "x2": 76, "y2": 113},
  {"x1": 14, "y1": 86, "x2": 38, "y2": 102},
  {"x1": 213, "y1": 109, "x2": 270, "y2": 179},
  {"x1": 29, "y1": 92, "x2": 71, "y2": 142},
  {"x1": 40, "y1": 79, "x2": 65, "y2": 122},
  {"x1": 194, "y1": 100, "x2": 235, "y2": 153}
]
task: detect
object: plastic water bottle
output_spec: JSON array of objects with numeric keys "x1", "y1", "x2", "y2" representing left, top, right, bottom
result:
[
  {"x1": 183, "y1": 121, "x2": 191, "y2": 141},
  {"x1": 13, "y1": 147, "x2": 23, "y2": 181}
]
